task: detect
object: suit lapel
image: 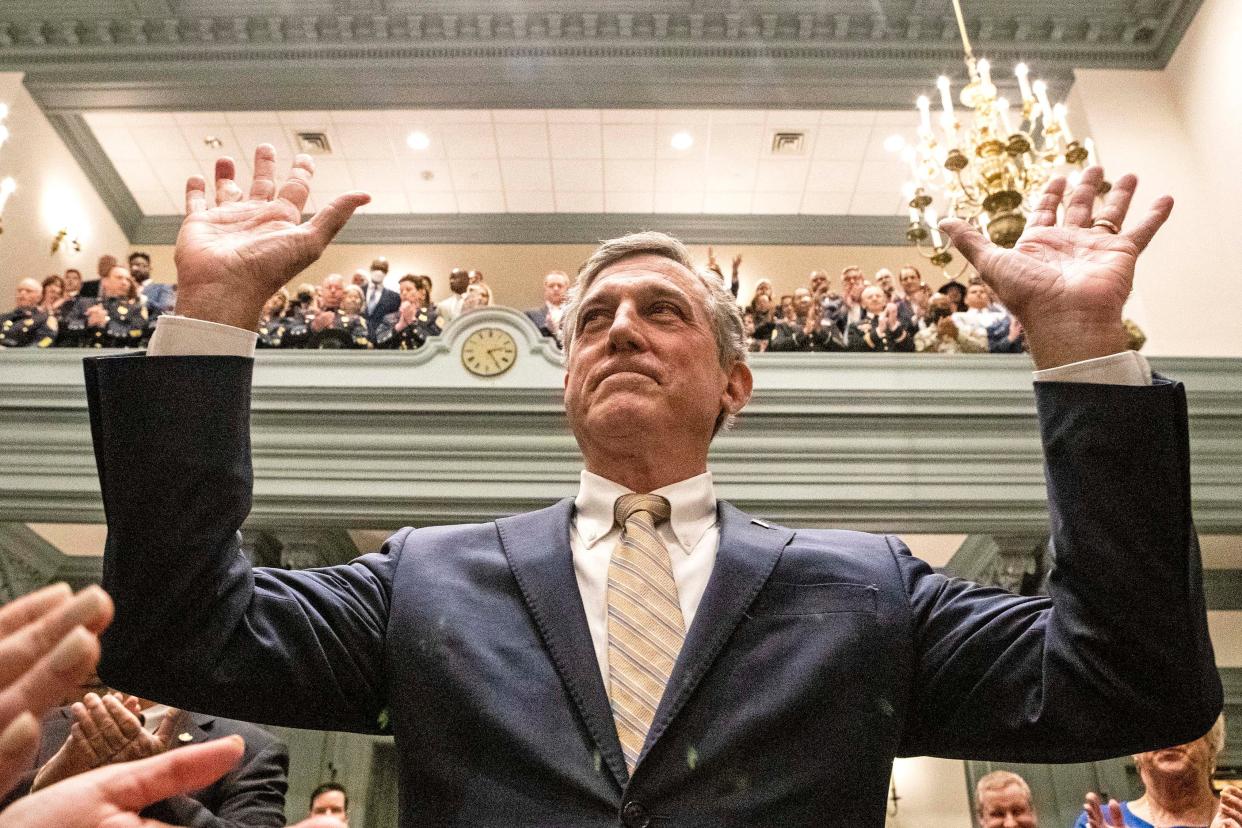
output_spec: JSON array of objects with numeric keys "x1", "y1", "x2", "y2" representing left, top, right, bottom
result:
[
  {"x1": 640, "y1": 501, "x2": 793, "y2": 764},
  {"x1": 495, "y1": 500, "x2": 628, "y2": 789}
]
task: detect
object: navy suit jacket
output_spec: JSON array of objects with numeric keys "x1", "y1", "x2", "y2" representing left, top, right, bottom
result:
[
  {"x1": 1, "y1": 707, "x2": 287, "y2": 827},
  {"x1": 86, "y1": 354, "x2": 1221, "y2": 827},
  {"x1": 363, "y1": 287, "x2": 401, "y2": 333}
]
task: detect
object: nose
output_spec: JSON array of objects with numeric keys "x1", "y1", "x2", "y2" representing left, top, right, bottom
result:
[{"x1": 605, "y1": 299, "x2": 646, "y2": 353}]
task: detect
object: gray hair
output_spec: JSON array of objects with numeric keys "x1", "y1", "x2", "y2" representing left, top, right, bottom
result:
[
  {"x1": 975, "y1": 771, "x2": 1032, "y2": 817},
  {"x1": 560, "y1": 231, "x2": 747, "y2": 432}
]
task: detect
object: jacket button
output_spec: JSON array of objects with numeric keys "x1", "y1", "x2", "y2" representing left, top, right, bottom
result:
[{"x1": 621, "y1": 801, "x2": 650, "y2": 828}]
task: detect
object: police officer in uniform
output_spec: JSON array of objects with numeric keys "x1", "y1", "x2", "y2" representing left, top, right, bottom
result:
[
  {"x1": 304, "y1": 274, "x2": 368, "y2": 349},
  {"x1": 1, "y1": 278, "x2": 59, "y2": 348},
  {"x1": 372, "y1": 274, "x2": 441, "y2": 350},
  {"x1": 59, "y1": 266, "x2": 159, "y2": 348},
  {"x1": 256, "y1": 289, "x2": 295, "y2": 349}
]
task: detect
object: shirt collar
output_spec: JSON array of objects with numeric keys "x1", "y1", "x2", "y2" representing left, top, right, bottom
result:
[{"x1": 573, "y1": 469, "x2": 717, "y2": 554}]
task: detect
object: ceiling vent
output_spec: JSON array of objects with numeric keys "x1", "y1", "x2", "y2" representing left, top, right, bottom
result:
[
  {"x1": 770, "y1": 131, "x2": 806, "y2": 156},
  {"x1": 293, "y1": 131, "x2": 333, "y2": 155}
]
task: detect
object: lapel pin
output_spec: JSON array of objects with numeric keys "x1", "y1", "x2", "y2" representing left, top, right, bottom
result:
[
  {"x1": 178, "y1": 732, "x2": 194, "y2": 743},
  {"x1": 751, "y1": 519, "x2": 773, "y2": 529}
]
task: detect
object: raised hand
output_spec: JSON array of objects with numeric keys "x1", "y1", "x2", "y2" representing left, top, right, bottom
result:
[
  {"x1": 1214, "y1": 785, "x2": 1242, "y2": 828},
  {"x1": 1083, "y1": 792, "x2": 1126, "y2": 828},
  {"x1": 0, "y1": 735, "x2": 243, "y2": 828},
  {"x1": 174, "y1": 145, "x2": 370, "y2": 332},
  {"x1": 940, "y1": 167, "x2": 1172, "y2": 369}
]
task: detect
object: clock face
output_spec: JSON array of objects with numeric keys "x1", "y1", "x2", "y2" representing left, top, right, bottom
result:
[{"x1": 461, "y1": 327, "x2": 518, "y2": 377}]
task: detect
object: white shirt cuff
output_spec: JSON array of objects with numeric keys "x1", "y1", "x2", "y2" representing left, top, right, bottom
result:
[
  {"x1": 1031, "y1": 350, "x2": 1152, "y2": 386},
  {"x1": 148, "y1": 315, "x2": 257, "y2": 358}
]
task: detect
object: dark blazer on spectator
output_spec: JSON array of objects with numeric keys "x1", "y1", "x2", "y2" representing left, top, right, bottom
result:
[
  {"x1": 363, "y1": 286, "x2": 401, "y2": 333},
  {"x1": 524, "y1": 305, "x2": 564, "y2": 342},
  {"x1": 3, "y1": 706, "x2": 287, "y2": 827},
  {"x1": 87, "y1": 353, "x2": 1221, "y2": 828}
]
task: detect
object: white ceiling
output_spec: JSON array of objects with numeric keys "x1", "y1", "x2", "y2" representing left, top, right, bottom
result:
[{"x1": 83, "y1": 108, "x2": 919, "y2": 217}]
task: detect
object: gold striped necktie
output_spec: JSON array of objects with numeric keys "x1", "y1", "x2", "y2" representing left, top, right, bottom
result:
[{"x1": 607, "y1": 493, "x2": 685, "y2": 776}]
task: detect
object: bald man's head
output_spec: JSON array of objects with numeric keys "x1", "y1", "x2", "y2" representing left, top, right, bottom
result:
[{"x1": 14, "y1": 278, "x2": 42, "y2": 309}]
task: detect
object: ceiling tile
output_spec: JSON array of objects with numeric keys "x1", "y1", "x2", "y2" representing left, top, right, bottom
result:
[
  {"x1": 132, "y1": 126, "x2": 194, "y2": 160},
  {"x1": 180, "y1": 124, "x2": 245, "y2": 162},
  {"x1": 547, "y1": 123, "x2": 602, "y2": 159},
  {"x1": 602, "y1": 124, "x2": 655, "y2": 159},
  {"x1": 548, "y1": 110, "x2": 601, "y2": 124},
  {"x1": 442, "y1": 129, "x2": 498, "y2": 159},
  {"x1": 605, "y1": 191, "x2": 654, "y2": 213},
  {"x1": 801, "y1": 191, "x2": 855, "y2": 214},
  {"x1": 751, "y1": 191, "x2": 803, "y2": 214},
  {"x1": 418, "y1": 110, "x2": 493, "y2": 124},
  {"x1": 225, "y1": 112, "x2": 282, "y2": 125},
  {"x1": 113, "y1": 112, "x2": 177, "y2": 128},
  {"x1": 812, "y1": 125, "x2": 872, "y2": 160},
  {"x1": 229, "y1": 124, "x2": 295, "y2": 157},
  {"x1": 83, "y1": 112, "x2": 130, "y2": 128},
  {"x1": 854, "y1": 159, "x2": 908, "y2": 193},
  {"x1": 874, "y1": 110, "x2": 920, "y2": 125},
  {"x1": 92, "y1": 126, "x2": 145, "y2": 161},
  {"x1": 304, "y1": 157, "x2": 353, "y2": 192},
  {"x1": 656, "y1": 124, "x2": 707, "y2": 160},
  {"x1": 554, "y1": 191, "x2": 604, "y2": 212},
  {"x1": 407, "y1": 192, "x2": 458, "y2": 213},
  {"x1": 357, "y1": 191, "x2": 411, "y2": 213},
  {"x1": 492, "y1": 110, "x2": 547, "y2": 124},
  {"x1": 703, "y1": 192, "x2": 752, "y2": 214},
  {"x1": 173, "y1": 112, "x2": 228, "y2": 126},
  {"x1": 820, "y1": 111, "x2": 878, "y2": 126},
  {"x1": 331, "y1": 123, "x2": 396, "y2": 159},
  {"x1": 500, "y1": 158, "x2": 553, "y2": 191},
  {"x1": 112, "y1": 157, "x2": 164, "y2": 192},
  {"x1": 655, "y1": 160, "x2": 707, "y2": 192},
  {"x1": 807, "y1": 160, "x2": 862, "y2": 191},
  {"x1": 848, "y1": 190, "x2": 904, "y2": 215},
  {"x1": 755, "y1": 158, "x2": 810, "y2": 191},
  {"x1": 552, "y1": 159, "x2": 603, "y2": 191},
  {"x1": 329, "y1": 110, "x2": 395, "y2": 125},
  {"x1": 455, "y1": 191, "x2": 506, "y2": 213},
  {"x1": 601, "y1": 109, "x2": 658, "y2": 124},
  {"x1": 347, "y1": 159, "x2": 400, "y2": 189},
  {"x1": 656, "y1": 110, "x2": 711, "y2": 125},
  {"x1": 504, "y1": 191, "x2": 556, "y2": 212},
  {"x1": 148, "y1": 157, "x2": 208, "y2": 186},
  {"x1": 704, "y1": 159, "x2": 758, "y2": 192},
  {"x1": 766, "y1": 110, "x2": 821, "y2": 129},
  {"x1": 399, "y1": 160, "x2": 455, "y2": 193},
  {"x1": 448, "y1": 158, "x2": 503, "y2": 189},
  {"x1": 387, "y1": 124, "x2": 447, "y2": 160},
  {"x1": 603, "y1": 159, "x2": 654, "y2": 191},
  {"x1": 277, "y1": 111, "x2": 333, "y2": 129},
  {"x1": 707, "y1": 125, "x2": 765, "y2": 161},
  {"x1": 653, "y1": 190, "x2": 705, "y2": 213},
  {"x1": 494, "y1": 123, "x2": 550, "y2": 158},
  {"x1": 710, "y1": 110, "x2": 767, "y2": 126},
  {"x1": 132, "y1": 189, "x2": 177, "y2": 215}
]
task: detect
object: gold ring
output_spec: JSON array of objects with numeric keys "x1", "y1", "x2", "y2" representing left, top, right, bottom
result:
[{"x1": 1091, "y1": 218, "x2": 1120, "y2": 234}]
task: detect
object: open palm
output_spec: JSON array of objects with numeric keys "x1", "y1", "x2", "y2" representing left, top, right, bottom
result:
[
  {"x1": 941, "y1": 167, "x2": 1172, "y2": 368},
  {"x1": 173, "y1": 145, "x2": 369, "y2": 330}
]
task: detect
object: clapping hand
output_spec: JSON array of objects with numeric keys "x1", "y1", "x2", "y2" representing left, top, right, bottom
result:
[
  {"x1": 940, "y1": 167, "x2": 1172, "y2": 369},
  {"x1": 1082, "y1": 792, "x2": 1126, "y2": 828},
  {"x1": 175, "y1": 145, "x2": 370, "y2": 332},
  {"x1": 1213, "y1": 785, "x2": 1242, "y2": 828},
  {"x1": 85, "y1": 305, "x2": 109, "y2": 329}
]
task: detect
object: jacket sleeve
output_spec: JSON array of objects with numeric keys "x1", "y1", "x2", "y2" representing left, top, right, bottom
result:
[
  {"x1": 141, "y1": 737, "x2": 289, "y2": 827},
  {"x1": 87, "y1": 353, "x2": 401, "y2": 733},
  {"x1": 895, "y1": 377, "x2": 1221, "y2": 762}
]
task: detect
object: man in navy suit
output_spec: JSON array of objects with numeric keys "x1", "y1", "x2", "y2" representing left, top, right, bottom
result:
[
  {"x1": 89, "y1": 145, "x2": 1220, "y2": 827},
  {"x1": 361, "y1": 257, "x2": 400, "y2": 332},
  {"x1": 524, "y1": 269, "x2": 570, "y2": 344}
]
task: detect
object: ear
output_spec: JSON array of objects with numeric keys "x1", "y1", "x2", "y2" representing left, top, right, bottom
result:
[{"x1": 721, "y1": 360, "x2": 753, "y2": 419}]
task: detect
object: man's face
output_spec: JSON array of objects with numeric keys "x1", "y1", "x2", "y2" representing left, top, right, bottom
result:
[
  {"x1": 809, "y1": 272, "x2": 828, "y2": 295},
  {"x1": 563, "y1": 254, "x2": 750, "y2": 452},
  {"x1": 544, "y1": 273, "x2": 569, "y2": 306},
  {"x1": 793, "y1": 287, "x2": 812, "y2": 314},
  {"x1": 320, "y1": 276, "x2": 345, "y2": 310},
  {"x1": 341, "y1": 289, "x2": 364, "y2": 315},
  {"x1": 977, "y1": 784, "x2": 1037, "y2": 828},
  {"x1": 861, "y1": 286, "x2": 887, "y2": 315},
  {"x1": 100, "y1": 267, "x2": 131, "y2": 299},
  {"x1": 14, "y1": 279, "x2": 41, "y2": 309},
  {"x1": 449, "y1": 270, "x2": 469, "y2": 294},
  {"x1": 64, "y1": 270, "x2": 82, "y2": 293},
  {"x1": 468, "y1": 270, "x2": 483, "y2": 285},
  {"x1": 351, "y1": 270, "x2": 368, "y2": 288},
  {"x1": 966, "y1": 283, "x2": 990, "y2": 310},
  {"x1": 128, "y1": 256, "x2": 151, "y2": 282},
  {"x1": 899, "y1": 268, "x2": 920, "y2": 295},
  {"x1": 310, "y1": 789, "x2": 348, "y2": 821},
  {"x1": 97, "y1": 255, "x2": 116, "y2": 279},
  {"x1": 875, "y1": 269, "x2": 894, "y2": 292},
  {"x1": 842, "y1": 270, "x2": 864, "y2": 300}
]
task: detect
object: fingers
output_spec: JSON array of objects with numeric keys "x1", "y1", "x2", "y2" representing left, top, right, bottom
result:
[
  {"x1": 1221, "y1": 785, "x2": 1242, "y2": 820},
  {"x1": 1108, "y1": 799, "x2": 1125, "y2": 827},
  {"x1": 214, "y1": 157, "x2": 244, "y2": 207},
  {"x1": 1084, "y1": 792, "x2": 1104, "y2": 828},
  {"x1": 0, "y1": 586, "x2": 112, "y2": 688},
  {"x1": 0, "y1": 584, "x2": 72, "y2": 638},
  {"x1": 1063, "y1": 166, "x2": 1105, "y2": 228},
  {"x1": 0, "y1": 627, "x2": 100, "y2": 730},
  {"x1": 0, "y1": 711, "x2": 39, "y2": 797},
  {"x1": 185, "y1": 175, "x2": 207, "y2": 215},
  {"x1": 98, "y1": 734, "x2": 244, "y2": 813},
  {"x1": 1091, "y1": 173, "x2": 1137, "y2": 234},
  {"x1": 82, "y1": 693, "x2": 130, "y2": 756},
  {"x1": 938, "y1": 218, "x2": 994, "y2": 274},
  {"x1": 276, "y1": 153, "x2": 316, "y2": 214},
  {"x1": 248, "y1": 144, "x2": 278, "y2": 201},
  {"x1": 100, "y1": 693, "x2": 144, "y2": 744},
  {"x1": 1028, "y1": 177, "x2": 1068, "y2": 229},
  {"x1": 306, "y1": 191, "x2": 372, "y2": 248},
  {"x1": 1124, "y1": 194, "x2": 1174, "y2": 254},
  {"x1": 153, "y1": 708, "x2": 185, "y2": 749}
]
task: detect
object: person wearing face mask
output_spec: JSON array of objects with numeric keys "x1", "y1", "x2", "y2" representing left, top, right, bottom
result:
[
  {"x1": 976, "y1": 771, "x2": 1038, "y2": 828},
  {"x1": 361, "y1": 257, "x2": 401, "y2": 333}
]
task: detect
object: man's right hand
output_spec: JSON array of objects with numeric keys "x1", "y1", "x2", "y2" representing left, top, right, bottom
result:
[
  {"x1": 85, "y1": 305, "x2": 109, "y2": 329},
  {"x1": 174, "y1": 144, "x2": 370, "y2": 332}
]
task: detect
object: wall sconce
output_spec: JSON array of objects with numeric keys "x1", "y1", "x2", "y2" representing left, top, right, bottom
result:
[{"x1": 51, "y1": 226, "x2": 81, "y2": 254}]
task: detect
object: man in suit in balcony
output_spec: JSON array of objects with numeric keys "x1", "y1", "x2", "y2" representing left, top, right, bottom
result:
[
  {"x1": 525, "y1": 269, "x2": 570, "y2": 344},
  {"x1": 86, "y1": 144, "x2": 1219, "y2": 827},
  {"x1": 361, "y1": 257, "x2": 400, "y2": 333}
]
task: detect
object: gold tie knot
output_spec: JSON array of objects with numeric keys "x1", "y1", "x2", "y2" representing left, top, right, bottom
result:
[{"x1": 614, "y1": 493, "x2": 671, "y2": 530}]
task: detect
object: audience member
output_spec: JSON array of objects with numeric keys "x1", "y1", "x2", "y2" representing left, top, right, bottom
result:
[
  {"x1": 952, "y1": 279, "x2": 1008, "y2": 342},
  {"x1": 1078, "y1": 715, "x2": 1227, "y2": 828},
  {"x1": 76, "y1": 254, "x2": 115, "y2": 300},
  {"x1": 827, "y1": 265, "x2": 866, "y2": 335},
  {"x1": 415, "y1": 275, "x2": 436, "y2": 313},
  {"x1": 988, "y1": 315, "x2": 1027, "y2": 354},
  {"x1": 58, "y1": 266, "x2": 159, "y2": 348},
  {"x1": 129, "y1": 252, "x2": 175, "y2": 313},
  {"x1": 704, "y1": 247, "x2": 741, "y2": 298},
  {"x1": 362, "y1": 257, "x2": 400, "y2": 333},
  {"x1": 462, "y1": 281, "x2": 493, "y2": 313},
  {"x1": 975, "y1": 770, "x2": 1037, "y2": 828},
  {"x1": 746, "y1": 278, "x2": 774, "y2": 316},
  {"x1": 939, "y1": 280, "x2": 967, "y2": 312},
  {"x1": 914, "y1": 294, "x2": 987, "y2": 353},
  {"x1": 349, "y1": 269, "x2": 368, "y2": 289},
  {"x1": 372, "y1": 274, "x2": 438, "y2": 350},
  {"x1": 62, "y1": 268, "x2": 82, "y2": 300},
  {"x1": 1, "y1": 278, "x2": 58, "y2": 348},
  {"x1": 305, "y1": 274, "x2": 368, "y2": 349},
  {"x1": 874, "y1": 267, "x2": 897, "y2": 300},
  {"x1": 468, "y1": 269, "x2": 484, "y2": 285},
  {"x1": 257, "y1": 289, "x2": 295, "y2": 348},
  {"x1": 849, "y1": 285, "x2": 913, "y2": 352},
  {"x1": 437, "y1": 267, "x2": 470, "y2": 323},
  {"x1": 525, "y1": 270, "x2": 569, "y2": 344},
  {"x1": 39, "y1": 275, "x2": 67, "y2": 314},
  {"x1": 298, "y1": 782, "x2": 350, "y2": 826}
]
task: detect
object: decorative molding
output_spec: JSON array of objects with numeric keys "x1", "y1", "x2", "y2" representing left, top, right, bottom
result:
[{"x1": 133, "y1": 212, "x2": 912, "y2": 246}]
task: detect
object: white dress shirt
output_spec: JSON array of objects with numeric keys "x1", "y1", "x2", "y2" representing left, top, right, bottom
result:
[{"x1": 147, "y1": 314, "x2": 1153, "y2": 681}]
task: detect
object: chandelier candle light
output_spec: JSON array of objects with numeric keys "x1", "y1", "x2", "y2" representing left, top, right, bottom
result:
[{"x1": 888, "y1": 0, "x2": 1103, "y2": 270}]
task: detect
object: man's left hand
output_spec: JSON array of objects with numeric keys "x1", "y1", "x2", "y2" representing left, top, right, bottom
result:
[{"x1": 940, "y1": 167, "x2": 1172, "y2": 370}]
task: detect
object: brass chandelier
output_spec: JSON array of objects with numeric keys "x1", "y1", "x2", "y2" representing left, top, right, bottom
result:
[{"x1": 888, "y1": 0, "x2": 1102, "y2": 268}]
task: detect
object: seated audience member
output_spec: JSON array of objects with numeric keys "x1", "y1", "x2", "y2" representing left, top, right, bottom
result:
[
  {"x1": 306, "y1": 274, "x2": 369, "y2": 349},
  {"x1": 129, "y1": 251, "x2": 175, "y2": 314},
  {"x1": 1078, "y1": 715, "x2": 1228, "y2": 828},
  {"x1": 257, "y1": 289, "x2": 293, "y2": 348},
  {"x1": 462, "y1": 281, "x2": 493, "y2": 313},
  {"x1": 874, "y1": 267, "x2": 897, "y2": 300},
  {"x1": 5, "y1": 689, "x2": 288, "y2": 826},
  {"x1": 58, "y1": 266, "x2": 159, "y2": 348},
  {"x1": 975, "y1": 770, "x2": 1037, "y2": 828},
  {"x1": 40, "y1": 275, "x2": 67, "y2": 315},
  {"x1": 362, "y1": 257, "x2": 400, "y2": 333},
  {"x1": 62, "y1": 268, "x2": 83, "y2": 301},
  {"x1": 1, "y1": 278, "x2": 59, "y2": 348},
  {"x1": 437, "y1": 267, "x2": 470, "y2": 323},
  {"x1": 939, "y1": 279, "x2": 967, "y2": 313},
  {"x1": 914, "y1": 294, "x2": 988, "y2": 353},
  {"x1": 848, "y1": 285, "x2": 913, "y2": 352},
  {"x1": 525, "y1": 270, "x2": 569, "y2": 344},
  {"x1": 952, "y1": 279, "x2": 1008, "y2": 341},
  {"x1": 373, "y1": 274, "x2": 439, "y2": 350},
  {"x1": 295, "y1": 782, "x2": 350, "y2": 827},
  {"x1": 988, "y1": 314, "x2": 1027, "y2": 353},
  {"x1": 76, "y1": 254, "x2": 115, "y2": 300}
]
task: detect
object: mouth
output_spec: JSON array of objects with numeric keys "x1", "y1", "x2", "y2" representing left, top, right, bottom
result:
[{"x1": 593, "y1": 368, "x2": 659, "y2": 392}]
